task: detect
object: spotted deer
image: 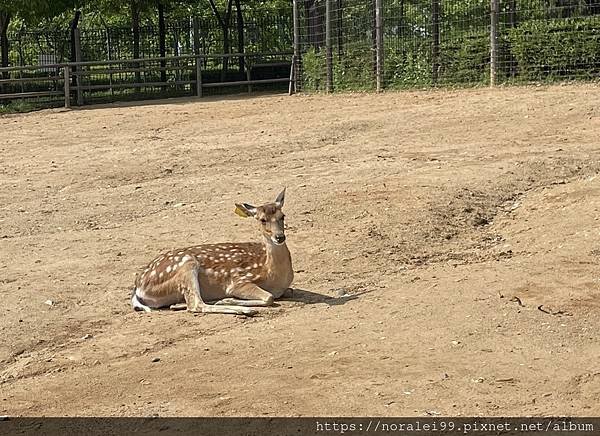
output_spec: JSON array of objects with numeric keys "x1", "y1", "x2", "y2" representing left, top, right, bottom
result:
[{"x1": 131, "y1": 189, "x2": 293, "y2": 316}]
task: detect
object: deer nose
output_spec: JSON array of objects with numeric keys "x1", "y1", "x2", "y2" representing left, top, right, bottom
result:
[{"x1": 274, "y1": 235, "x2": 286, "y2": 244}]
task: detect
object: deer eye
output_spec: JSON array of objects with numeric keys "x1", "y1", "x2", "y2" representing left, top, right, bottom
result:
[{"x1": 260, "y1": 218, "x2": 267, "y2": 224}]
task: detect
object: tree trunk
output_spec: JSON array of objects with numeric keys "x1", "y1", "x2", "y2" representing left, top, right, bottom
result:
[
  {"x1": 131, "y1": 1, "x2": 140, "y2": 82},
  {"x1": 70, "y1": 11, "x2": 81, "y2": 62},
  {"x1": 208, "y1": 0, "x2": 234, "y2": 81},
  {"x1": 158, "y1": 1, "x2": 166, "y2": 82},
  {"x1": 69, "y1": 10, "x2": 81, "y2": 87},
  {"x1": 0, "y1": 11, "x2": 9, "y2": 68},
  {"x1": 221, "y1": 23, "x2": 230, "y2": 80},
  {"x1": 0, "y1": 11, "x2": 9, "y2": 84},
  {"x1": 235, "y1": 0, "x2": 244, "y2": 73}
]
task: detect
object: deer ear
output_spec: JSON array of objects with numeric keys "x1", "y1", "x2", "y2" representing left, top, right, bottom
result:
[
  {"x1": 234, "y1": 203, "x2": 257, "y2": 218},
  {"x1": 275, "y1": 188, "x2": 286, "y2": 208}
]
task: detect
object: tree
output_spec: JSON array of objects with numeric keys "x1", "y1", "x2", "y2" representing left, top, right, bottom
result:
[
  {"x1": 158, "y1": 0, "x2": 166, "y2": 81},
  {"x1": 208, "y1": 0, "x2": 234, "y2": 78},
  {"x1": 0, "y1": 9, "x2": 9, "y2": 68},
  {"x1": 0, "y1": 0, "x2": 78, "y2": 69},
  {"x1": 234, "y1": 0, "x2": 244, "y2": 71}
]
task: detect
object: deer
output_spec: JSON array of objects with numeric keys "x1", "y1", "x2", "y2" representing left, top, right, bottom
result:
[{"x1": 131, "y1": 189, "x2": 293, "y2": 316}]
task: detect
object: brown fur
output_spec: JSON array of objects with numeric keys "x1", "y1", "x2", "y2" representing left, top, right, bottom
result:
[{"x1": 132, "y1": 190, "x2": 293, "y2": 316}]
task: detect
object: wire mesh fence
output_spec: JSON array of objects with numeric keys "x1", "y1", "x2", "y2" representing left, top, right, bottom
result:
[
  {"x1": 1, "y1": 11, "x2": 293, "y2": 105},
  {"x1": 7, "y1": 12, "x2": 292, "y2": 67},
  {"x1": 4, "y1": 0, "x2": 600, "y2": 106},
  {"x1": 297, "y1": 0, "x2": 376, "y2": 91},
  {"x1": 295, "y1": 0, "x2": 600, "y2": 91}
]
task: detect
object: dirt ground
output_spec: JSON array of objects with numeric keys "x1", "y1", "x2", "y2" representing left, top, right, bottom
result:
[{"x1": 1, "y1": 84, "x2": 600, "y2": 417}]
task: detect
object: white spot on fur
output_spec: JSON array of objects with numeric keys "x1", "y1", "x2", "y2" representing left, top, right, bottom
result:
[{"x1": 150, "y1": 270, "x2": 156, "y2": 277}]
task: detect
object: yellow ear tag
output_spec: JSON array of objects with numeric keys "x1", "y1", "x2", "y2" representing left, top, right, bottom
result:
[{"x1": 234, "y1": 206, "x2": 249, "y2": 218}]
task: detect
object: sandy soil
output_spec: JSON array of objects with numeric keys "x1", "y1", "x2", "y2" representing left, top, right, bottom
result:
[{"x1": 1, "y1": 84, "x2": 599, "y2": 417}]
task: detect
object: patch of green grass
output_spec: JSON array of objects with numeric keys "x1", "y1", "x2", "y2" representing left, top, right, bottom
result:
[{"x1": 0, "y1": 100, "x2": 37, "y2": 115}]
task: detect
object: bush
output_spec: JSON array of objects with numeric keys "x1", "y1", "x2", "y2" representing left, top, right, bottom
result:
[
  {"x1": 301, "y1": 47, "x2": 326, "y2": 91},
  {"x1": 439, "y1": 31, "x2": 489, "y2": 84},
  {"x1": 508, "y1": 17, "x2": 600, "y2": 81},
  {"x1": 384, "y1": 42, "x2": 432, "y2": 88},
  {"x1": 333, "y1": 44, "x2": 375, "y2": 91},
  {"x1": 0, "y1": 101, "x2": 36, "y2": 114}
]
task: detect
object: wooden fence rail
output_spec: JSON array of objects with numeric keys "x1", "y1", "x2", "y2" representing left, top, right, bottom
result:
[{"x1": 0, "y1": 52, "x2": 293, "y2": 108}]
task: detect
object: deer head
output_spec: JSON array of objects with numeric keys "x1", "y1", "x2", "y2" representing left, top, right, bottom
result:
[{"x1": 235, "y1": 188, "x2": 287, "y2": 245}]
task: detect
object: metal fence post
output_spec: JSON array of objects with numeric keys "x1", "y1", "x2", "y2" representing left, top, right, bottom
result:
[
  {"x1": 375, "y1": 0, "x2": 384, "y2": 92},
  {"x1": 64, "y1": 65, "x2": 71, "y2": 108},
  {"x1": 325, "y1": 0, "x2": 333, "y2": 92},
  {"x1": 490, "y1": 0, "x2": 499, "y2": 86}
]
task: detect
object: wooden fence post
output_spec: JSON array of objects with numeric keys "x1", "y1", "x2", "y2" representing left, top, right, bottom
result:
[
  {"x1": 292, "y1": 0, "x2": 300, "y2": 93},
  {"x1": 246, "y1": 61, "x2": 252, "y2": 94},
  {"x1": 375, "y1": 0, "x2": 384, "y2": 92},
  {"x1": 325, "y1": 0, "x2": 333, "y2": 92},
  {"x1": 431, "y1": 0, "x2": 440, "y2": 84},
  {"x1": 490, "y1": 0, "x2": 499, "y2": 86},
  {"x1": 74, "y1": 28, "x2": 83, "y2": 105},
  {"x1": 288, "y1": 55, "x2": 296, "y2": 95},
  {"x1": 64, "y1": 65, "x2": 71, "y2": 108},
  {"x1": 196, "y1": 55, "x2": 202, "y2": 97},
  {"x1": 158, "y1": 2, "x2": 167, "y2": 83}
]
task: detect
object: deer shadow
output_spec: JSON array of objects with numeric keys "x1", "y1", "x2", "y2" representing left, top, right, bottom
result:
[{"x1": 277, "y1": 288, "x2": 374, "y2": 307}]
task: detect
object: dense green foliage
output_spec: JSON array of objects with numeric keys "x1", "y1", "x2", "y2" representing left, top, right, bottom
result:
[
  {"x1": 508, "y1": 17, "x2": 600, "y2": 80},
  {"x1": 297, "y1": 0, "x2": 600, "y2": 91}
]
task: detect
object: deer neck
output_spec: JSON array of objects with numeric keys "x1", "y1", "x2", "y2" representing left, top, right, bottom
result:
[{"x1": 260, "y1": 235, "x2": 293, "y2": 294}]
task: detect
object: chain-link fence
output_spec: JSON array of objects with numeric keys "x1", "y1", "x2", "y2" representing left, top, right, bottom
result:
[{"x1": 295, "y1": 0, "x2": 600, "y2": 91}]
